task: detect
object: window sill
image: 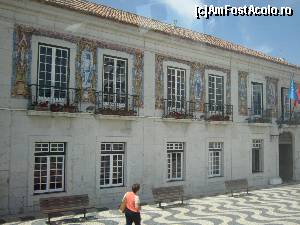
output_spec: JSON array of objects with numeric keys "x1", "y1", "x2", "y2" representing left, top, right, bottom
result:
[
  {"x1": 160, "y1": 117, "x2": 194, "y2": 123},
  {"x1": 166, "y1": 179, "x2": 184, "y2": 183},
  {"x1": 33, "y1": 190, "x2": 66, "y2": 196},
  {"x1": 95, "y1": 114, "x2": 139, "y2": 121},
  {"x1": 27, "y1": 110, "x2": 93, "y2": 118},
  {"x1": 252, "y1": 171, "x2": 264, "y2": 174},
  {"x1": 99, "y1": 186, "x2": 127, "y2": 194},
  {"x1": 206, "y1": 121, "x2": 233, "y2": 125}
]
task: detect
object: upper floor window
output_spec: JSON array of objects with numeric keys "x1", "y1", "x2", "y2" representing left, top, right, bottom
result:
[
  {"x1": 167, "y1": 142, "x2": 184, "y2": 181},
  {"x1": 252, "y1": 139, "x2": 264, "y2": 173},
  {"x1": 34, "y1": 142, "x2": 65, "y2": 194},
  {"x1": 167, "y1": 67, "x2": 186, "y2": 109},
  {"x1": 208, "y1": 74, "x2": 224, "y2": 109},
  {"x1": 100, "y1": 143, "x2": 125, "y2": 188},
  {"x1": 251, "y1": 82, "x2": 263, "y2": 116},
  {"x1": 281, "y1": 87, "x2": 291, "y2": 120},
  {"x1": 37, "y1": 44, "x2": 69, "y2": 102},
  {"x1": 103, "y1": 55, "x2": 127, "y2": 105},
  {"x1": 208, "y1": 142, "x2": 223, "y2": 177}
]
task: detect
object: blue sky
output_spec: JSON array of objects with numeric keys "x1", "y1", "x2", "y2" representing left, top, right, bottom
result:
[{"x1": 91, "y1": 0, "x2": 300, "y2": 65}]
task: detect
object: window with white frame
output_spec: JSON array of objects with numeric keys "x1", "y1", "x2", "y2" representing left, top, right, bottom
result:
[
  {"x1": 252, "y1": 82, "x2": 263, "y2": 116},
  {"x1": 167, "y1": 67, "x2": 186, "y2": 109},
  {"x1": 252, "y1": 139, "x2": 264, "y2": 173},
  {"x1": 100, "y1": 143, "x2": 125, "y2": 187},
  {"x1": 34, "y1": 142, "x2": 65, "y2": 194},
  {"x1": 281, "y1": 87, "x2": 291, "y2": 120},
  {"x1": 167, "y1": 142, "x2": 184, "y2": 181},
  {"x1": 208, "y1": 74, "x2": 224, "y2": 109},
  {"x1": 103, "y1": 55, "x2": 127, "y2": 105},
  {"x1": 208, "y1": 142, "x2": 223, "y2": 177},
  {"x1": 37, "y1": 44, "x2": 69, "y2": 101}
]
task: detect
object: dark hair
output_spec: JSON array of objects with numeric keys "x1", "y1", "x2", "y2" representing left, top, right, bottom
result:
[{"x1": 132, "y1": 183, "x2": 140, "y2": 193}]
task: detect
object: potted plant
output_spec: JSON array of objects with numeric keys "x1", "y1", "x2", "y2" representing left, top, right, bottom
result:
[
  {"x1": 224, "y1": 115, "x2": 230, "y2": 121},
  {"x1": 63, "y1": 103, "x2": 77, "y2": 113},
  {"x1": 35, "y1": 101, "x2": 49, "y2": 111},
  {"x1": 50, "y1": 103, "x2": 62, "y2": 112}
]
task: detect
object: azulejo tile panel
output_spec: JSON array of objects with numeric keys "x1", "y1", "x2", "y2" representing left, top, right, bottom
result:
[
  {"x1": 11, "y1": 24, "x2": 144, "y2": 107},
  {"x1": 238, "y1": 71, "x2": 248, "y2": 116},
  {"x1": 266, "y1": 76, "x2": 278, "y2": 117},
  {"x1": 76, "y1": 39, "x2": 97, "y2": 103},
  {"x1": 11, "y1": 25, "x2": 32, "y2": 97}
]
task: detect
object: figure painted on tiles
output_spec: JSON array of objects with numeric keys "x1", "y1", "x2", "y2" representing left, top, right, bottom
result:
[
  {"x1": 81, "y1": 49, "x2": 94, "y2": 89},
  {"x1": 238, "y1": 72, "x2": 248, "y2": 115},
  {"x1": 12, "y1": 26, "x2": 31, "y2": 96},
  {"x1": 194, "y1": 70, "x2": 201, "y2": 100},
  {"x1": 76, "y1": 40, "x2": 96, "y2": 103}
]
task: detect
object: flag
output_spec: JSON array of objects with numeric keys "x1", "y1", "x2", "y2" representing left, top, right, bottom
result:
[
  {"x1": 295, "y1": 85, "x2": 300, "y2": 107},
  {"x1": 288, "y1": 79, "x2": 297, "y2": 100}
]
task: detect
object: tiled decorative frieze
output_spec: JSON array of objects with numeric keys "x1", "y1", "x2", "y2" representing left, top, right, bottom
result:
[
  {"x1": 190, "y1": 63, "x2": 205, "y2": 111},
  {"x1": 133, "y1": 50, "x2": 144, "y2": 108},
  {"x1": 155, "y1": 55, "x2": 164, "y2": 109},
  {"x1": 205, "y1": 65, "x2": 231, "y2": 105},
  {"x1": 11, "y1": 24, "x2": 144, "y2": 107},
  {"x1": 11, "y1": 25, "x2": 32, "y2": 97},
  {"x1": 266, "y1": 76, "x2": 278, "y2": 117},
  {"x1": 238, "y1": 71, "x2": 248, "y2": 116},
  {"x1": 76, "y1": 39, "x2": 97, "y2": 103}
]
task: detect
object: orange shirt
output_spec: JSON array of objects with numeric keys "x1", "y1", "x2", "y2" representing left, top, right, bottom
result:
[{"x1": 123, "y1": 191, "x2": 140, "y2": 212}]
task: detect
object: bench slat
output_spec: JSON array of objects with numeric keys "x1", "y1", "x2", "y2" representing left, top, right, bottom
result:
[
  {"x1": 152, "y1": 185, "x2": 184, "y2": 207},
  {"x1": 40, "y1": 194, "x2": 89, "y2": 212},
  {"x1": 225, "y1": 179, "x2": 249, "y2": 196}
]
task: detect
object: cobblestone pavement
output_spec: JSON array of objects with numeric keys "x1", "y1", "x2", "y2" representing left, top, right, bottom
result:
[{"x1": 3, "y1": 183, "x2": 300, "y2": 225}]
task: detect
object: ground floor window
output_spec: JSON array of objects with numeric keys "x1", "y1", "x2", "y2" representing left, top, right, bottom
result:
[
  {"x1": 208, "y1": 142, "x2": 223, "y2": 177},
  {"x1": 252, "y1": 139, "x2": 264, "y2": 173},
  {"x1": 167, "y1": 142, "x2": 184, "y2": 181},
  {"x1": 100, "y1": 143, "x2": 125, "y2": 188},
  {"x1": 34, "y1": 142, "x2": 65, "y2": 194}
]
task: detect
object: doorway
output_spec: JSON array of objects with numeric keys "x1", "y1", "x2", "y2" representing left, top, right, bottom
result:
[{"x1": 279, "y1": 132, "x2": 293, "y2": 182}]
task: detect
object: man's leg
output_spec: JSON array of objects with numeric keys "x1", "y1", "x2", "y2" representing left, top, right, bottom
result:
[
  {"x1": 125, "y1": 210, "x2": 134, "y2": 225},
  {"x1": 132, "y1": 212, "x2": 141, "y2": 225}
]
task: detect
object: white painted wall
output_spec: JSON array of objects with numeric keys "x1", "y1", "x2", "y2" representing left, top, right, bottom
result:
[{"x1": 0, "y1": 0, "x2": 299, "y2": 215}]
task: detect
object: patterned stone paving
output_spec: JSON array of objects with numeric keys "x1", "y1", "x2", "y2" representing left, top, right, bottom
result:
[{"x1": 3, "y1": 183, "x2": 300, "y2": 225}]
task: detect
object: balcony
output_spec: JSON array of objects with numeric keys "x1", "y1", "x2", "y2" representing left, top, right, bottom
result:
[
  {"x1": 278, "y1": 111, "x2": 300, "y2": 125},
  {"x1": 246, "y1": 108, "x2": 272, "y2": 123},
  {"x1": 204, "y1": 103, "x2": 233, "y2": 121},
  {"x1": 95, "y1": 92, "x2": 139, "y2": 116},
  {"x1": 162, "y1": 99, "x2": 195, "y2": 119},
  {"x1": 28, "y1": 84, "x2": 81, "y2": 113}
]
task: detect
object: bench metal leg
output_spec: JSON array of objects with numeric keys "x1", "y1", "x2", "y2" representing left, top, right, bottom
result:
[
  {"x1": 48, "y1": 214, "x2": 51, "y2": 224},
  {"x1": 158, "y1": 202, "x2": 161, "y2": 208},
  {"x1": 83, "y1": 209, "x2": 87, "y2": 219},
  {"x1": 181, "y1": 197, "x2": 183, "y2": 205},
  {"x1": 231, "y1": 190, "x2": 233, "y2": 197}
]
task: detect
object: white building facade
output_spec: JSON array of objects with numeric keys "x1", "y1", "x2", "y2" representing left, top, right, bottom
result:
[{"x1": 0, "y1": 0, "x2": 300, "y2": 215}]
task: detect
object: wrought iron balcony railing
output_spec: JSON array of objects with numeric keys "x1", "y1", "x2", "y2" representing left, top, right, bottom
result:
[
  {"x1": 278, "y1": 111, "x2": 300, "y2": 125},
  {"x1": 246, "y1": 108, "x2": 272, "y2": 123},
  {"x1": 95, "y1": 92, "x2": 139, "y2": 116},
  {"x1": 28, "y1": 84, "x2": 81, "y2": 113},
  {"x1": 204, "y1": 103, "x2": 233, "y2": 121},
  {"x1": 162, "y1": 99, "x2": 195, "y2": 119}
]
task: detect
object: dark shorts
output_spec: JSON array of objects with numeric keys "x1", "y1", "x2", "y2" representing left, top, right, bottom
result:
[{"x1": 125, "y1": 208, "x2": 141, "y2": 225}]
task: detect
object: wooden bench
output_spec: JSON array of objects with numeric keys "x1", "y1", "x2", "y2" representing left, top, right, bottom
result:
[
  {"x1": 152, "y1": 185, "x2": 184, "y2": 208},
  {"x1": 225, "y1": 179, "x2": 249, "y2": 197},
  {"x1": 40, "y1": 194, "x2": 89, "y2": 223}
]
